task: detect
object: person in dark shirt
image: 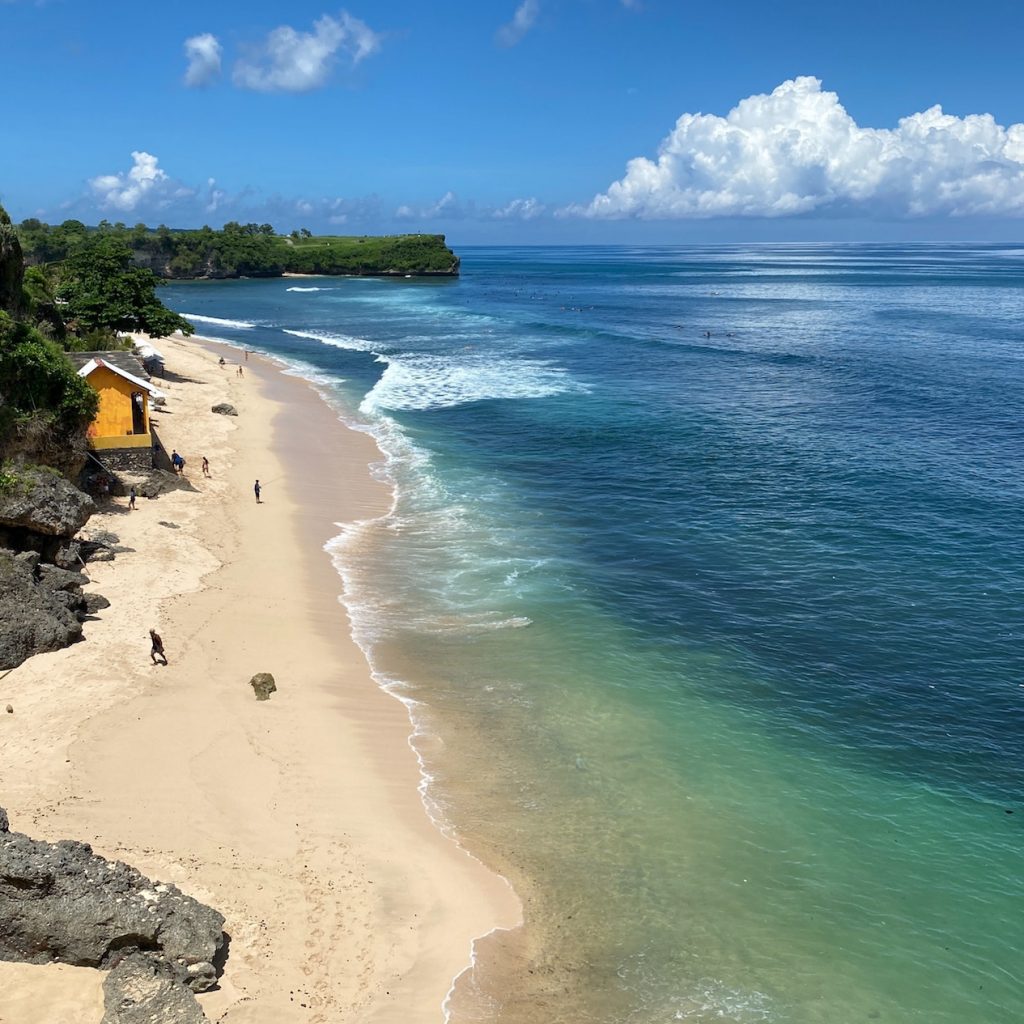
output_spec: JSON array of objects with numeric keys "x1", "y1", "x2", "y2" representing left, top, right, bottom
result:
[{"x1": 149, "y1": 629, "x2": 167, "y2": 666}]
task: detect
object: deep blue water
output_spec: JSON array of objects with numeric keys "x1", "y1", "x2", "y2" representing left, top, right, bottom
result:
[{"x1": 161, "y1": 245, "x2": 1024, "y2": 1024}]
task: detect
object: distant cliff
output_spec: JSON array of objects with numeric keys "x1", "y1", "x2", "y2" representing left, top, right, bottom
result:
[{"x1": 18, "y1": 221, "x2": 460, "y2": 279}]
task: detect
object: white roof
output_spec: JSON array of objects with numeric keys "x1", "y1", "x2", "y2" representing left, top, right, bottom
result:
[{"x1": 77, "y1": 358, "x2": 166, "y2": 400}]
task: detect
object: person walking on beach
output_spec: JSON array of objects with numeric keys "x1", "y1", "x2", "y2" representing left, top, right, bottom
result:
[
  {"x1": 202, "y1": 456, "x2": 210, "y2": 478},
  {"x1": 171, "y1": 450, "x2": 182, "y2": 474},
  {"x1": 254, "y1": 479, "x2": 262, "y2": 504},
  {"x1": 128, "y1": 485, "x2": 137, "y2": 511},
  {"x1": 149, "y1": 629, "x2": 167, "y2": 666}
]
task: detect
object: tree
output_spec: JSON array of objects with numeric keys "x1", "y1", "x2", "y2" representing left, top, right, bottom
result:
[
  {"x1": 0, "y1": 313, "x2": 97, "y2": 452},
  {"x1": 57, "y1": 237, "x2": 194, "y2": 339}
]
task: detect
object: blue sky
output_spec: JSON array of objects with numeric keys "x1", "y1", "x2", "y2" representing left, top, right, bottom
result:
[{"x1": 2, "y1": 0, "x2": 1023, "y2": 242}]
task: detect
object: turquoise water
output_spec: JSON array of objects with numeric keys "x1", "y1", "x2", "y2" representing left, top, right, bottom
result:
[{"x1": 162, "y1": 245, "x2": 1024, "y2": 1024}]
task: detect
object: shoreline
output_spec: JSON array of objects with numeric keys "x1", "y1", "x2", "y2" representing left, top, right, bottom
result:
[{"x1": 0, "y1": 333, "x2": 519, "y2": 1022}]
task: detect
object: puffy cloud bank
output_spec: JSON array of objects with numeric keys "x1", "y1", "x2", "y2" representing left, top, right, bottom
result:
[
  {"x1": 90, "y1": 152, "x2": 173, "y2": 212},
  {"x1": 233, "y1": 11, "x2": 381, "y2": 92},
  {"x1": 573, "y1": 77, "x2": 1024, "y2": 219}
]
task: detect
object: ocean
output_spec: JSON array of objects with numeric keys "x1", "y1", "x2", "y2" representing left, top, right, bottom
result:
[{"x1": 160, "y1": 244, "x2": 1024, "y2": 1024}]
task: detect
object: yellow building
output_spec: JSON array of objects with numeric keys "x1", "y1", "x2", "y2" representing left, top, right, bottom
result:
[{"x1": 75, "y1": 356, "x2": 164, "y2": 452}]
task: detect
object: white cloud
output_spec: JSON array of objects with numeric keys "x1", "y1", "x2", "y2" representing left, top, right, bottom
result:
[
  {"x1": 571, "y1": 77, "x2": 1024, "y2": 220},
  {"x1": 233, "y1": 11, "x2": 381, "y2": 93},
  {"x1": 395, "y1": 191, "x2": 465, "y2": 220},
  {"x1": 497, "y1": 0, "x2": 539, "y2": 46},
  {"x1": 89, "y1": 152, "x2": 174, "y2": 212},
  {"x1": 183, "y1": 33, "x2": 222, "y2": 88},
  {"x1": 493, "y1": 197, "x2": 546, "y2": 220}
]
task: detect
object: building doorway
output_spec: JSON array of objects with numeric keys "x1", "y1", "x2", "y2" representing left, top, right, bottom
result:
[{"x1": 131, "y1": 392, "x2": 146, "y2": 434}]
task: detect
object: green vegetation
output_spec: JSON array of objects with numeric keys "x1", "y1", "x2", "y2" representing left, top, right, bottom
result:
[
  {"x1": 17, "y1": 220, "x2": 459, "y2": 279},
  {"x1": 0, "y1": 204, "x2": 100, "y2": 472},
  {"x1": 283, "y1": 233, "x2": 459, "y2": 275},
  {"x1": 57, "y1": 236, "x2": 193, "y2": 340},
  {"x1": 0, "y1": 311, "x2": 98, "y2": 468}
]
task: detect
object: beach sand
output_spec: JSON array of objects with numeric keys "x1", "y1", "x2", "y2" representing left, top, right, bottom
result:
[{"x1": 0, "y1": 335, "x2": 519, "y2": 1023}]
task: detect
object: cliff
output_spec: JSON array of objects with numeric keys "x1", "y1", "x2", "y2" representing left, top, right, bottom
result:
[{"x1": 18, "y1": 221, "x2": 460, "y2": 279}]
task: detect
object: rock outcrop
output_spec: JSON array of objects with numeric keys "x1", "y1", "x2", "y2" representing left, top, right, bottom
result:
[
  {"x1": 0, "y1": 807, "x2": 226, "y2": 990},
  {"x1": 249, "y1": 673, "x2": 277, "y2": 701},
  {"x1": 0, "y1": 549, "x2": 86, "y2": 669},
  {"x1": 0, "y1": 464, "x2": 96, "y2": 538},
  {"x1": 102, "y1": 953, "x2": 209, "y2": 1024},
  {"x1": 210, "y1": 403, "x2": 237, "y2": 417}
]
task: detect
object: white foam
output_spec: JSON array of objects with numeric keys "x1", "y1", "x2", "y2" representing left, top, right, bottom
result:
[
  {"x1": 182, "y1": 313, "x2": 256, "y2": 330},
  {"x1": 283, "y1": 328, "x2": 378, "y2": 353},
  {"x1": 286, "y1": 286, "x2": 325, "y2": 292},
  {"x1": 362, "y1": 352, "x2": 586, "y2": 413}
]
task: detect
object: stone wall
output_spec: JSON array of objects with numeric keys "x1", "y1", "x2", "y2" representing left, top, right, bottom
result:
[{"x1": 93, "y1": 447, "x2": 153, "y2": 474}]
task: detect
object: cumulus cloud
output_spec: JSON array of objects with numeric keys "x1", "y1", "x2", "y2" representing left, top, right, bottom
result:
[
  {"x1": 497, "y1": 0, "x2": 539, "y2": 46},
  {"x1": 183, "y1": 33, "x2": 222, "y2": 87},
  {"x1": 571, "y1": 77, "x2": 1024, "y2": 220},
  {"x1": 89, "y1": 152, "x2": 177, "y2": 212},
  {"x1": 233, "y1": 11, "x2": 381, "y2": 92}
]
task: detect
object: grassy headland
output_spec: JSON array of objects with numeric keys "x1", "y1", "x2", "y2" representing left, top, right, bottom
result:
[{"x1": 17, "y1": 220, "x2": 460, "y2": 279}]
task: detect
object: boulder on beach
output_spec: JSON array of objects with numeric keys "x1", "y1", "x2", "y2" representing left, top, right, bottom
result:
[
  {"x1": 250, "y1": 673, "x2": 277, "y2": 701},
  {"x1": 0, "y1": 465, "x2": 95, "y2": 538},
  {"x1": 0, "y1": 549, "x2": 85, "y2": 669},
  {"x1": 102, "y1": 953, "x2": 210, "y2": 1024},
  {"x1": 0, "y1": 806, "x2": 226, "y2": 992},
  {"x1": 211, "y1": 403, "x2": 237, "y2": 417}
]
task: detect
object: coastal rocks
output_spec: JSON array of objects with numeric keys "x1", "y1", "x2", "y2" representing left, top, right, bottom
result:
[
  {"x1": 0, "y1": 807, "x2": 226, "y2": 992},
  {"x1": 128, "y1": 469, "x2": 196, "y2": 499},
  {"x1": 250, "y1": 672, "x2": 277, "y2": 701},
  {"x1": 211, "y1": 403, "x2": 237, "y2": 417},
  {"x1": 0, "y1": 464, "x2": 96, "y2": 538},
  {"x1": 0, "y1": 549, "x2": 85, "y2": 669},
  {"x1": 83, "y1": 592, "x2": 112, "y2": 615},
  {"x1": 102, "y1": 953, "x2": 209, "y2": 1024}
]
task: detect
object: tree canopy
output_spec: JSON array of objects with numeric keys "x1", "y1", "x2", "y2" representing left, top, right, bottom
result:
[{"x1": 57, "y1": 236, "x2": 193, "y2": 339}]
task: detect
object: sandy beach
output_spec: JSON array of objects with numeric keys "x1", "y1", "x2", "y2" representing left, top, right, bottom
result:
[{"x1": 0, "y1": 335, "x2": 519, "y2": 1023}]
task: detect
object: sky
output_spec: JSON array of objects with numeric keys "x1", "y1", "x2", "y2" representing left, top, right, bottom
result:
[{"x1": 2, "y1": 0, "x2": 1024, "y2": 243}]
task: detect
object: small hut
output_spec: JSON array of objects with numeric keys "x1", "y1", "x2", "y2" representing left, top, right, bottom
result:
[{"x1": 71, "y1": 353, "x2": 165, "y2": 471}]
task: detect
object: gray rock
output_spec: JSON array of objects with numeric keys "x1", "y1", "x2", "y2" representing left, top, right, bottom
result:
[
  {"x1": 83, "y1": 592, "x2": 112, "y2": 615},
  {"x1": 37, "y1": 564, "x2": 89, "y2": 593},
  {"x1": 102, "y1": 953, "x2": 208, "y2": 1024},
  {"x1": 14, "y1": 550, "x2": 40, "y2": 571},
  {"x1": 0, "y1": 465, "x2": 95, "y2": 538},
  {"x1": 0, "y1": 808, "x2": 7, "y2": 832},
  {"x1": 53, "y1": 539, "x2": 83, "y2": 569},
  {"x1": 210, "y1": 404, "x2": 237, "y2": 417},
  {"x1": 0, "y1": 550, "x2": 84, "y2": 669},
  {"x1": 250, "y1": 673, "x2": 277, "y2": 701},
  {"x1": 0, "y1": 807, "x2": 225, "y2": 991},
  {"x1": 85, "y1": 548, "x2": 117, "y2": 562},
  {"x1": 131, "y1": 470, "x2": 196, "y2": 499}
]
